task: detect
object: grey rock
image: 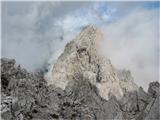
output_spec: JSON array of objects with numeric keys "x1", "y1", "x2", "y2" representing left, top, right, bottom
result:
[{"x1": 1, "y1": 26, "x2": 159, "y2": 120}]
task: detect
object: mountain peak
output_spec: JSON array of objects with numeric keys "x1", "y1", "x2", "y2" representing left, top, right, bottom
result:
[
  {"x1": 46, "y1": 26, "x2": 138, "y2": 100},
  {"x1": 76, "y1": 25, "x2": 102, "y2": 48},
  {"x1": 1, "y1": 25, "x2": 159, "y2": 119}
]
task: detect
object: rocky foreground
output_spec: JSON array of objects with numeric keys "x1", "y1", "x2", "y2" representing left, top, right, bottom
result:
[{"x1": 1, "y1": 26, "x2": 160, "y2": 120}]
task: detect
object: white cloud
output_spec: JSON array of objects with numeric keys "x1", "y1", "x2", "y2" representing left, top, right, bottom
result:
[
  {"x1": 2, "y1": 2, "x2": 111, "y2": 71},
  {"x1": 1, "y1": 2, "x2": 90, "y2": 71},
  {"x1": 2, "y1": 2, "x2": 159, "y2": 91},
  {"x1": 100, "y1": 8, "x2": 159, "y2": 90}
]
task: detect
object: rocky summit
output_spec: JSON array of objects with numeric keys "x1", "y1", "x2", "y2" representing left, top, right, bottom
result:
[
  {"x1": 46, "y1": 26, "x2": 139, "y2": 100},
  {"x1": 1, "y1": 26, "x2": 160, "y2": 120}
]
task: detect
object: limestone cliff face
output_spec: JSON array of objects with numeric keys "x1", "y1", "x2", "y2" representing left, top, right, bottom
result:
[{"x1": 46, "y1": 26, "x2": 137, "y2": 100}]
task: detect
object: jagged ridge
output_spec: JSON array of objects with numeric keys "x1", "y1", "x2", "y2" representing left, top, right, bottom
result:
[
  {"x1": 1, "y1": 26, "x2": 159, "y2": 120},
  {"x1": 1, "y1": 58, "x2": 159, "y2": 120}
]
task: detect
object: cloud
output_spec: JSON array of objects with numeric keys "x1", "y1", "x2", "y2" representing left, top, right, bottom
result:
[
  {"x1": 2, "y1": 1, "x2": 159, "y2": 91},
  {"x1": 1, "y1": 1, "x2": 112, "y2": 71},
  {"x1": 1, "y1": 2, "x2": 92, "y2": 71},
  {"x1": 99, "y1": 8, "x2": 159, "y2": 90}
]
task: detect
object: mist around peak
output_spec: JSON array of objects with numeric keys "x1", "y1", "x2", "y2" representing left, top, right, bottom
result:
[{"x1": 2, "y1": 1, "x2": 159, "y2": 92}]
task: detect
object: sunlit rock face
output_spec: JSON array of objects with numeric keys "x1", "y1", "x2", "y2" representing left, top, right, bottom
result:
[{"x1": 46, "y1": 26, "x2": 138, "y2": 100}]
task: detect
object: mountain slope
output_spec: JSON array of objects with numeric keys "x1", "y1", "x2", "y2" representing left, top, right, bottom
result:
[
  {"x1": 46, "y1": 26, "x2": 138, "y2": 100},
  {"x1": 1, "y1": 26, "x2": 159, "y2": 120}
]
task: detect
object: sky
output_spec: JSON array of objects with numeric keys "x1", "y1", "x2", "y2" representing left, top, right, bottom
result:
[{"x1": 1, "y1": 1, "x2": 159, "y2": 90}]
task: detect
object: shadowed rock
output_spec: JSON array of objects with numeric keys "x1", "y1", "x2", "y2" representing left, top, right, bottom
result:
[{"x1": 1, "y1": 58, "x2": 159, "y2": 120}]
